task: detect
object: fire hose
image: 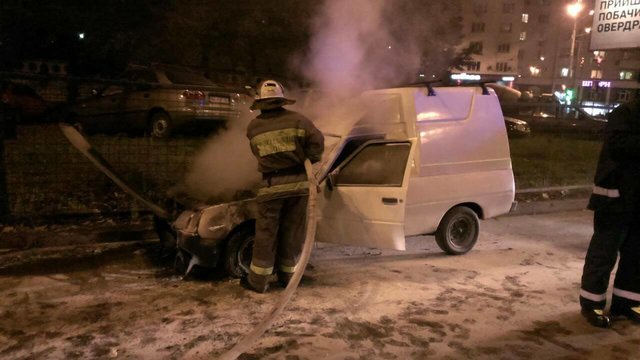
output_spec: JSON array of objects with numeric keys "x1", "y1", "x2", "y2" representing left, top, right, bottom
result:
[{"x1": 218, "y1": 158, "x2": 318, "y2": 360}]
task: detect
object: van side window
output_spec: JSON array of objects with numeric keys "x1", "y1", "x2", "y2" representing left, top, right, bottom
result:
[{"x1": 335, "y1": 142, "x2": 410, "y2": 186}]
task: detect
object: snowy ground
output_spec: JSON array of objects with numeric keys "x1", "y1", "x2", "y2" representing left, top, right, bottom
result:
[{"x1": 1, "y1": 210, "x2": 638, "y2": 359}]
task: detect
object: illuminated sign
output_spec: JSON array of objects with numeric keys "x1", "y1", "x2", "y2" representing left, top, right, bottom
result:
[
  {"x1": 591, "y1": 2, "x2": 640, "y2": 50},
  {"x1": 582, "y1": 80, "x2": 612, "y2": 88},
  {"x1": 502, "y1": 76, "x2": 515, "y2": 81},
  {"x1": 451, "y1": 73, "x2": 481, "y2": 81}
]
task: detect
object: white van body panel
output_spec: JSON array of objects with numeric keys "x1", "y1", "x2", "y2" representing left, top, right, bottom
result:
[
  {"x1": 316, "y1": 139, "x2": 417, "y2": 250},
  {"x1": 355, "y1": 86, "x2": 515, "y2": 242}
]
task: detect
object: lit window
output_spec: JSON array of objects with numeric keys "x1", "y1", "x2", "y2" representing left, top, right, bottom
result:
[
  {"x1": 522, "y1": 13, "x2": 529, "y2": 23},
  {"x1": 619, "y1": 71, "x2": 635, "y2": 80},
  {"x1": 561, "y1": 68, "x2": 569, "y2": 77},
  {"x1": 591, "y1": 70, "x2": 603, "y2": 79},
  {"x1": 520, "y1": 32, "x2": 527, "y2": 40}
]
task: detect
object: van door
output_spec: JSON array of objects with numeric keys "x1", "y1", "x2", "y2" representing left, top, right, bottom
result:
[{"x1": 316, "y1": 139, "x2": 416, "y2": 250}]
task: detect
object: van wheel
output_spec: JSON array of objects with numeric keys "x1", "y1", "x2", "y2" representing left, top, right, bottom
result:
[
  {"x1": 223, "y1": 226, "x2": 254, "y2": 278},
  {"x1": 149, "y1": 112, "x2": 172, "y2": 138},
  {"x1": 435, "y1": 206, "x2": 479, "y2": 255}
]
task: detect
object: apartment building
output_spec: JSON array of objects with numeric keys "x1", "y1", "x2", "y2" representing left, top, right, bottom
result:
[
  {"x1": 516, "y1": 0, "x2": 640, "y2": 106},
  {"x1": 453, "y1": 0, "x2": 525, "y2": 85},
  {"x1": 457, "y1": 0, "x2": 640, "y2": 107}
]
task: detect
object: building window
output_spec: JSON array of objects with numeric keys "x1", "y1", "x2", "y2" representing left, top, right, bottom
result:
[
  {"x1": 617, "y1": 90, "x2": 631, "y2": 102},
  {"x1": 471, "y1": 22, "x2": 485, "y2": 32},
  {"x1": 497, "y1": 43, "x2": 511, "y2": 53},
  {"x1": 619, "y1": 70, "x2": 635, "y2": 80},
  {"x1": 561, "y1": 68, "x2": 569, "y2": 77},
  {"x1": 470, "y1": 41, "x2": 483, "y2": 54},
  {"x1": 591, "y1": 69, "x2": 603, "y2": 79},
  {"x1": 522, "y1": 13, "x2": 529, "y2": 23},
  {"x1": 520, "y1": 31, "x2": 527, "y2": 40},
  {"x1": 496, "y1": 62, "x2": 510, "y2": 72},
  {"x1": 503, "y1": 2, "x2": 515, "y2": 13},
  {"x1": 500, "y1": 23, "x2": 513, "y2": 33},
  {"x1": 467, "y1": 61, "x2": 481, "y2": 71},
  {"x1": 538, "y1": 15, "x2": 549, "y2": 23}
]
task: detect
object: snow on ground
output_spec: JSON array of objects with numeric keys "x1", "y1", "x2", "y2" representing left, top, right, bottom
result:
[{"x1": 1, "y1": 210, "x2": 638, "y2": 359}]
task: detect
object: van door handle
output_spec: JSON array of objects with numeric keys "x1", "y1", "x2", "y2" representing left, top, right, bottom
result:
[{"x1": 382, "y1": 197, "x2": 399, "y2": 205}]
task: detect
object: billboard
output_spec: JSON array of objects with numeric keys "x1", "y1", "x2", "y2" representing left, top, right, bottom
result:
[{"x1": 591, "y1": 0, "x2": 640, "y2": 50}]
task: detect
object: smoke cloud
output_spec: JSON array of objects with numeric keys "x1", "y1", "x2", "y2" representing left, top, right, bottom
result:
[
  {"x1": 183, "y1": 105, "x2": 260, "y2": 202},
  {"x1": 180, "y1": 0, "x2": 462, "y2": 202}
]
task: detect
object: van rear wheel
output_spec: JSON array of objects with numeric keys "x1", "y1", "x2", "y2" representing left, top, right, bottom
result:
[{"x1": 435, "y1": 206, "x2": 479, "y2": 255}]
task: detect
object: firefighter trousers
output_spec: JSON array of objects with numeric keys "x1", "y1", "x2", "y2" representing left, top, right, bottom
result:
[
  {"x1": 580, "y1": 211, "x2": 640, "y2": 310},
  {"x1": 248, "y1": 194, "x2": 308, "y2": 288}
]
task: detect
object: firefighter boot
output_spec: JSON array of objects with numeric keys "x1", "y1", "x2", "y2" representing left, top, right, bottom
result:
[
  {"x1": 277, "y1": 271, "x2": 293, "y2": 288},
  {"x1": 241, "y1": 272, "x2": 269, "y2": 293},
  {"x1": 581, "y1": 308, "x2": 611, "y2": 328},
  {"x1": 611, "y1": 306, "x2": 640, "y2": 324}
]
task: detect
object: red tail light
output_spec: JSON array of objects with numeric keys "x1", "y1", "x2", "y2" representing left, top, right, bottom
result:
[{"x1": 182, "y1": 90, "x2": 205, "y2": 100}]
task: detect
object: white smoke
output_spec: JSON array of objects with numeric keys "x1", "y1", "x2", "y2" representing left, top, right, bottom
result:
[
  {"x1": 180, "y1": 0, "x2": 462, "y2": 202},
  {"x1": 183, "y1": 104, "x2": 260, "y2": 202}
]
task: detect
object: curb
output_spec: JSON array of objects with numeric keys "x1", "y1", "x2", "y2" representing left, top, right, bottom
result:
[
  {"x1": 0, "y1": 240, "x2": 161, "y2": 275},
  {"x1": 508, "y1": 198, "x2": 589, "y2": 216}
]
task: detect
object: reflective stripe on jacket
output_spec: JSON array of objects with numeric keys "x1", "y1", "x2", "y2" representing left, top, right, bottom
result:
[
  {"x1": 247, "y1": 107, "x2": 324, "y2": 200},
  {"x1": 246, "y1": 107, "x2": 324, "y2": 174}
]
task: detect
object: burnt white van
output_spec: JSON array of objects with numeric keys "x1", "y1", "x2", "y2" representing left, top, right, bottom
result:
[
  {"x1": 315, "y1": 84, "x2": 515, "y2": 255},
  {"x1": 62, "y1": 84, "x2": 516, "y2": 277}
]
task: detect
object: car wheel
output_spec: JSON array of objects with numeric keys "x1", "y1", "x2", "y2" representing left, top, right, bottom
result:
[
  {"x1": 223, "y1": 226, "x2": 254, "y2": 278},
  {"x1": 435, "y1": 206, "x2": 479, "y2": 255},
  {"x1": 149, "y1": 112, "x2": 172, "y2": 139}
]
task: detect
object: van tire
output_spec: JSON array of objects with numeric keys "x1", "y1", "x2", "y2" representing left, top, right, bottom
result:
[
  {"x1": 223, "y1": 226, "x2": 254, "y2": 278},
  {"x1": 435, "y1": 206, "x2": 479, "y2": 255},
  {"x1": 149, "y1": 112, "x2": 172, "y2": 138}
]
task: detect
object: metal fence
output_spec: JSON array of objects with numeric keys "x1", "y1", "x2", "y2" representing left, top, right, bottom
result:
[{"x1": 0, "y1": 71, "x2": 613, "y2": 220}]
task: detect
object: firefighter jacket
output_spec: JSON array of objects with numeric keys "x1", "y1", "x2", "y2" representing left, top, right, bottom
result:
[
  {"x1": 247, "y1": 107, "x2": 324, "y2": 200},
  {"x1": 588, "y1": 99, "x2": 640, "y2": 214}
]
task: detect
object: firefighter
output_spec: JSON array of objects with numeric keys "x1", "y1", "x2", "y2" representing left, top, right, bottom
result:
[
  {"x1": 242, "y1": 80, "x2": 324, "y2": 293},
  {"x1": 580, "y1": 98, "x2": 640, "y2": 328}
]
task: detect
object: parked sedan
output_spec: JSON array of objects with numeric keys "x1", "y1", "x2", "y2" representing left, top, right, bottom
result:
[
  {"x1": 504, "y1": 116, "x2": 531, "y2": 137},
  {"x1": 70, "y1": 65, "x2": 242, "y2": 138},
  {"x1": 0, "y1": 81, "x2": 49, "y2": 122}
]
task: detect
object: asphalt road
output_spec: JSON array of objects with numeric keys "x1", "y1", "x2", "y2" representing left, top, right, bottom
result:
[{"x1": 1, "y1": 210, "x2": 639, "y2": 359}]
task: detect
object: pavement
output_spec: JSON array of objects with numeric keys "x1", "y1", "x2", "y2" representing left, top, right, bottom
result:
[{"x1": 1, "y1": 209, "x2": 639, "y2": 359}]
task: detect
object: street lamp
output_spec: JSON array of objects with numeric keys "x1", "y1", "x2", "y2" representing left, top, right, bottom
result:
[{"x1": 567, "y1": 1, "x2": 584, "y2": 83}]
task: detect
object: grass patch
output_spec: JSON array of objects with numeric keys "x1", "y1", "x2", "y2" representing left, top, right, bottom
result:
[{"x1": 509, "y1": 133, "x2": 601, "y2": 189}]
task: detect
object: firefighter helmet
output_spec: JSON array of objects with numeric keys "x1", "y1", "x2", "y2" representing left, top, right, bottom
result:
[{"x1": 251, "y1": 79, "x2": 296, "y2": 110}]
